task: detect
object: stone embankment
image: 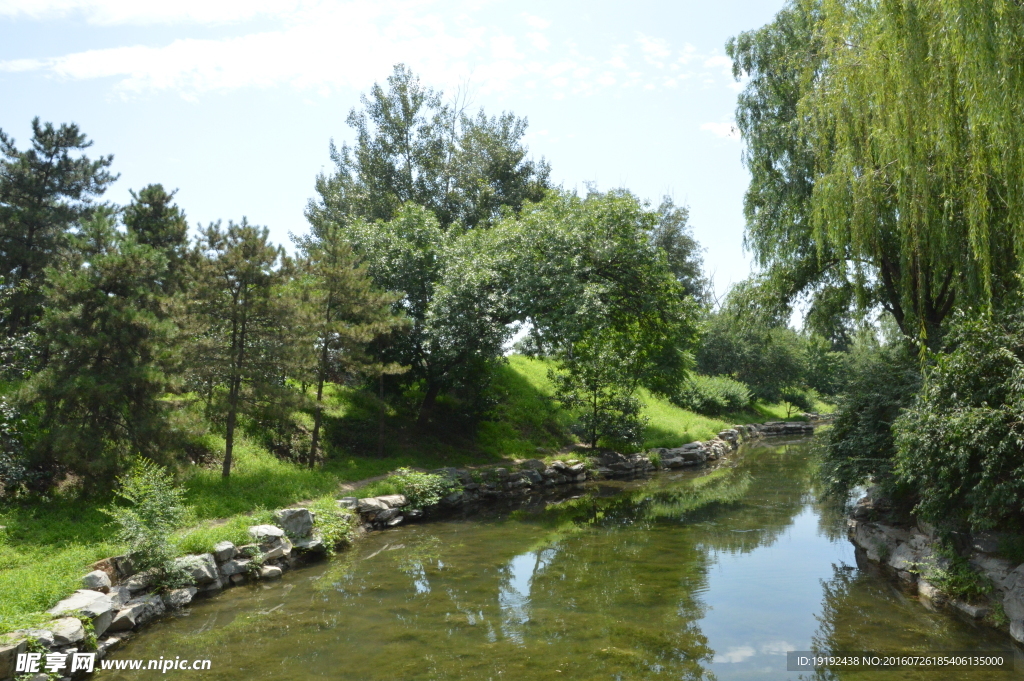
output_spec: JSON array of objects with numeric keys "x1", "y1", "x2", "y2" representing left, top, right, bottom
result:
[
  {"x1": 0, "y1": 417, "x2": 822, "y2": 681},
  {"x1": 847, "y1": 487, "x2": 1024, "y2": 641}
]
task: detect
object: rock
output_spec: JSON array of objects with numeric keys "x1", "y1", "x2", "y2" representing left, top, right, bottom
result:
[
  {"x1": 0, "y1": 639, "x2": 27, "y2": 681},
  {"x1": 123, "y1": 571, "x2": 154, "y2": 594},
  {"x1": 440, "y1": 491, "x2": 464, "y2": 506},
  {"x1": 199, "y1": 577, "x2": 224, "y2": 594},
  {"x1": 918, "y1": 579, "x2": 946, "y2": 604},
  {"x1": 519, "y1": 459, "x2": 547, "y2": 471},
  {"x1": 219, "y1": 559, "x2": 251, "y2": 577},
  {"x1": 162, "y1": 587, "x2": 197, "y2": 609},
  {"x1": 356, "y1": 497, "x2": 389, "y2": 514},
  {"x1": 717, "y1": 429, "x2": 739, "y2": 442},
  {"x1": 213, "y1": 541, "x2": 237, "y2": 563},
  {"x1": 108, "y1": 594, "x2": 164, "y2": 632},
  {"x1": 405, "y1": 509, "x2": 423, "y2": 519},
  {"x1": 229, "y1": 573, "x2": 247, "y2": 585},
  {"x1": 81, "y1": 569, "x2": 111, "y2": 592},
  {"x1": 337, "y1": 497, "x2": 358, "y2": 510},
  {"x1": 1011, "y1": 620, "x2": 1024, "y2": 643},
  {"x1": 49, "y1": 618, "x2": 85, "y2": 646},
  {"x1": 175, "y1": 553, "x2": 218, "y2": 585},
  {"x1": 971, "y1": 531, "x2": 1004, "y2": 555},
  {"x1": 386, "y1": 516, "x2": 404, "y2": 527},
  {"x1": 13, "y1": 628, "x2": 54, "y2": 649},
  {"x1": 376, "y1": 495, "x2": 408, "y2": 508},
  {"x1": 951, "y1": 599, "x2": 990, "y2": 619},
  {"x1": 96, "y1": 635, "x2": 125, "y2": 659},
  {"x1": 259, "y1": 566, "x2": 282, "y2": 580},
  {"x1": 108, "y1": 585, "x2": 131, "y2": 609},
  {"x1": 274, "y1": 508, "x2": 315, "y2": 537},
  {"x1": 549, "y1": 461, "x2": 570, "y2": 473},
  {"x1": 376, "y1": 508, "x2": 401, "y2": 522},
  {"x1": 248, "y1": 525, "x2": 285, "y2": 542},
  {"x1": 260, "y1": 536, "x2": 293, "y2": 561},
  {"x1": 522, "y1": 469, "x2": 544, "y2": 484},
  {"x1": 48, "y1": 589, "x2": 114, "y2": 621},
  {"x1": 293, "y1": 535, "x2": 326, "y2": 553},
  {"x1": 887, "y1": 534, "x2": 933, "y2": 572}
]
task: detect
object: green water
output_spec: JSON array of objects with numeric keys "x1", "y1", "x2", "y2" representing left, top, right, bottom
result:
[{"x1": 97, "y1": 440, "x2": 1021, "y2": 680}]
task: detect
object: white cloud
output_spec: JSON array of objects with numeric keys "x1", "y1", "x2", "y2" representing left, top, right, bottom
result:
[
  {"x1": 700, "y1": 121, "x2": 740, "y2": 140},
  {"x1": 0, "y1": 4, "x2": 747, "y2": 101},
  {"x1": 715, "y1": 646, "x2": 756, "y2": 664},
  {"x1": 522, "y1": 13, "x2": 550, "y2": 30},
  {"x1": 0, "y1": 0, "x2": 314, "y2": 24}
]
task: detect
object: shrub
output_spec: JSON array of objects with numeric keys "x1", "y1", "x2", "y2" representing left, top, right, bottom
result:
[
  {"x1": 672, "y1": 374, "x2": 750, "y2": 415},
  {"x1": 360, "y1": 468, "x2": 459, "y2": 510},
  {"x1": 103, "y1": 458, "x2": 192, "y2": 590},
  {"x1": 817, "y1": 340, "x2": 920, "y2": 498},
  {"x1": 308, "y1": 496, "x2": 358, "y2": 553},
  {"x1": 894, "y1": 312, "x2": 1024, "y2": 531}
]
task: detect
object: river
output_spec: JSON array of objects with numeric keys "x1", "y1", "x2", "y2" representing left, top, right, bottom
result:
[{"x1": 96, "y1": 438, "x2": 1020, "y2": 680}]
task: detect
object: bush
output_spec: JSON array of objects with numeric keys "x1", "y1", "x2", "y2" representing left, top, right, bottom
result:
[
  {"x1": 360, "y1": 468, "x2": 460, "y2": 510},
  {"x1": 817, "y1": 340, "x2": 920, "y2": 498},
  {"x1": 103, "y1": 458, "x2": 192, "y2": 589},
  {"x1": 894, "y1": 312, "x2": 1024, "y2": 531},
  {"x1": 672, "y1": 374, "x2": 750, "y2": 415}
]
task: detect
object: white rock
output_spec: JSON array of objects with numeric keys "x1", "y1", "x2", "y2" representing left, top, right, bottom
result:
[
  {"x1": 49, "y1": 617, "x2": 85, "y2": 646},
  {"x1": 248, "y1": 525, "x2": 284, "y2": 542},
  {"x1": 108, "y1": 585, "x2": 131, "y2": 609},
  {"x1": 258, "y1": 566, "x2": 282, "y2": 580},
  {"x1": 213, "y1": 541, "x2": 237, "y2": 563},
  {"x1": 274, "y1": 508, "x2": 315, "y2": 537},
  {"x1": 82, "y1": 570, "x2": 111, "y2": 592},
  {"x1": 48, "y1": 589, "x2": 114, "y2": 619},
  {"x1": 376, "y1": 495, "x2": 408, "y2": 508},
  {"x1": 356, "y1": 497, "x2": 388, "y2": 513}
]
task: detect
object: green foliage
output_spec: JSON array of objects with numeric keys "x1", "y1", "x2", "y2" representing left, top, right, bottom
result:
[
  {"x1": 894, "y1": 311, "x2": 1024, "y2": 530},
  {"x1": 673, "y1": 374, "x2": 751, "y2": 416},
  {"x1": 550, "y1": 332, "x2": 649, "y2": 450},
  {"x1": 696, "y1": 301, "x2": 807, "y2": 403},
  {"x1": 103, "y1": 458, "x2": 190, "y2": 586},
  {"x1": 360, "y1": 468, "x2": 459, "y2": 510},
  {"x1": 730, "y1": 0, "x2": 1024, "y2": 344},
  {"x1": 185, "y1": 219, "x2": 296, "y2": 478},
  {"x1": 914, "y1": 549, "x2": 992, "y2": 603},
  {"x1": 0, "y1": 118, "x2": 116, "y2": 334},
  {"x1": 307, "y1": 496, "x2": 357, "y2": 553},
  {"x1": 24, "y1": 210, "x2": 176, "y2": 484},
  {"x1": 817, "y1": 340, "x2": 920, "y2": 498},
  {"x1": 649, "y1": 197, "x2": 709, "y2": 303}
]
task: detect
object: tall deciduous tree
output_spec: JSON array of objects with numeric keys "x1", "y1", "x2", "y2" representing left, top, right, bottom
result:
[
  {"x1": 26, "y1": 209, "x2": 174, "y2": 481},
  {"x1": 293, "y1": 222, "x2": 406, "y2": 465},
  {"x1": 187, "y1": 220, "x2": 291, "y2": 478},
  {"x1": 310, "y1": 63, "x2": 550, "y2": 232},
  {"x1": 730, "y1": 0, "x2": 1024, "y2": 345},
  {"x1": 0, "y1": 118, "x2": 116, "y2": 334}
]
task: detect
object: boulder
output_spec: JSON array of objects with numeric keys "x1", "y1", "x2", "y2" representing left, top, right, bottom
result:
[
  {"x1": 259, "y1": 566, "x2": 283, "y2": 580},
  {"x1": 337, "y1": 497, "x2": 358, "y2": 510},
  {"x1": 385, "y1": 516, "x2": 404, "y2": 527},
  {"x1": 213, "y1": 541, "x2": 237, "y2": 563},
  {"x1": 108, "y1": 585, "x2": 131, "y2": 609},
  {"x1": 175, "y1": 553, "x2": 218, "y2": 585},
  {"x1": 357, "y1": 497, "x2": 389, "y2": 514},
  {"x1": 1012, "y1": 620, "x2": 1024, "y2": 643},
  {"x1": 376, "y1": 495, "x2": 408, "y2": 509},
  {"x1": 248, "y1": 525, "x2": 285, "y2": 542},
  {"x1": 199, "y1": 577, "x2": 224, "y2": 594},
  {"x1": 274, "y1": 508, "x2": 315, "y2": 538},
  {"x1": 0, "y1": 639, "x2": 27, "y2": 681},
  {"x1": 49, "y1": 618, "x2": 85, "y2": 646},
  {"x1": 519, "y1": 459, "x2": 547, "y2": 471},
  {"x1": 293, "y1": 535, "x2": 326, "y2": 553},
  {"x1": 108, "y1": 595, "x2": 164, "y2": 632},
  {"x1": 162, "y1": 587, "x2": 197, "y2": 609},
  {"x1": 717, "y1": 429, "x2": 739, "y2": 442},
  {"x1": 219, "y1": 559, "x2": 251, "y2": 577},
  {"x1": 918, "y1": 579, "x2": 946, "y2": 604},
  {"x1": 260, "y1": 536, "x2": 293, "y2": 561},
  {"x1": 13, "y1": 628, "x2": 54, "y2": 649},
  {"x1": 123, "y1": 569, "x2": 156, "y2": 594},
  {"x1": 951, "y1": 600, "x2": 990, "y2": 619},
  {"x1": 48, "y1": 589, "x2": 114, "y2": 621},
  {"x1": 229, "y1": 573, "x2": 247, "y2": 585},
  {"x1": 81, "y1": 570, "x2": 111, "y2": 593}
]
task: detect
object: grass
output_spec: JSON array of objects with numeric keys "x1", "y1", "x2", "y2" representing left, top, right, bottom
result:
[{"x1": 0, "y1": 355, "x2": 821, "y2": 632}]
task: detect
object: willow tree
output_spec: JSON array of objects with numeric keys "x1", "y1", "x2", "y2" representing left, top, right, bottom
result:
[{"x1": 731, "y1": 0, "x2": 1024, "y2": 345}]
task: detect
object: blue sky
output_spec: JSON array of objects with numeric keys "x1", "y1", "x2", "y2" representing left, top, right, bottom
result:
[{"x1": 0, "y1": 0, "x2": 785, "y2": 300}]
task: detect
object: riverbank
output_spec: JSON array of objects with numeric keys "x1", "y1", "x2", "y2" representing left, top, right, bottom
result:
[
  {"x1": 846, "y1": 487, "x2": 1024, "y2": 644},
  {"x1": 0, "y1": 419, "x2": 823, "y2": 681}
]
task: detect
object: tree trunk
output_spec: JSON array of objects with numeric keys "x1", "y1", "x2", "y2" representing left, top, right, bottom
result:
[
  {"x1": 417, "y1": 381, "x2": 441, "y2": 426},
  {"x1": 223, "y1": 375, "x2": 239, "y2": 478},
  {"x1": 309, "y1": 368, "x2": 326, "y2": 469}
]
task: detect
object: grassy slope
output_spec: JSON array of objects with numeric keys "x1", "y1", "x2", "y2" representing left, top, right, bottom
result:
[{"x1": 0, "y1": 355, "x2": 820, "y2": 630}]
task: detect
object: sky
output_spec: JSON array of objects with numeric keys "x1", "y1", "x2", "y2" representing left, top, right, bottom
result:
[{"x1": 0, "y1": 0, "x2": 786, "y2": 301}]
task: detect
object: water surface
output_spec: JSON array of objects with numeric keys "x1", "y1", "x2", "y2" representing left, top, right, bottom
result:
[{"x1": 98, "y1": 440, "x2": 1021, "y2": 680}]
